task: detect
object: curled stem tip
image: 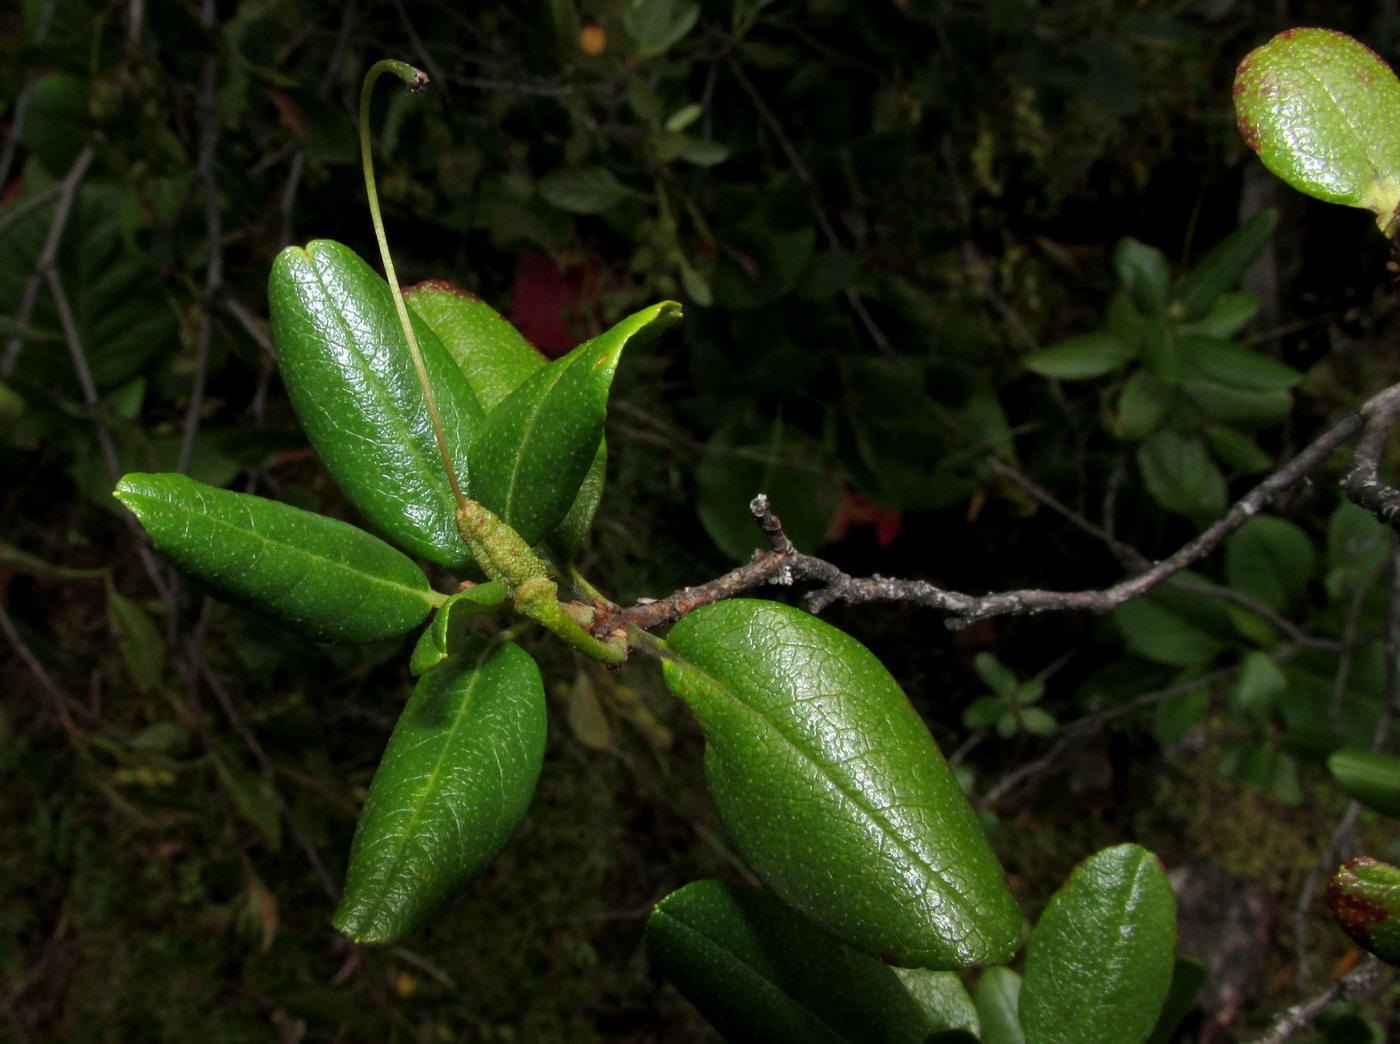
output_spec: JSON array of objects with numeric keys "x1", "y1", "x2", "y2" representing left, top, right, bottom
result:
[{"x1": 358, "y1": 60, "x2": 466, "y2": 509}]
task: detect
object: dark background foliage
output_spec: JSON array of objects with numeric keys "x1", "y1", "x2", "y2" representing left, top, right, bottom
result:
[{"x1": 6, "y1": 0, "x2": 1400, "y2": 1040}]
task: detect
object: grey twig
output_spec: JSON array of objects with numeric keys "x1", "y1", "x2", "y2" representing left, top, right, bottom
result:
[
  {"x1": 177, "y1": 0, "x2": 224, "y2": 476},
  {"x1": 1247, "y1": 957, "x2": 1390, "y2": 1044},
  {"x1": 1342, "y1": 388, "x2": 1400, "y2": 526},
  {"x1": 196, "y1": 659, "x2": 339, "y2": 902},
  {"x1": 625, "y1": 383, "x2": 1400, "y2": 632},
  {"x1": 2, "y1": 145, "x2": 94, "y2": 378}
]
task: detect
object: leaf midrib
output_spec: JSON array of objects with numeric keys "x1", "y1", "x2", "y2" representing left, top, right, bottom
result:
[{"x1": 669, "y1": 652, "x2": 983, "y2": 928}]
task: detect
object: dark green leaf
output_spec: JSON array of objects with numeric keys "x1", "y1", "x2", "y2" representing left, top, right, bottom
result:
[
  {"x1": 681, "y1": 138, "x2": 730, "y2": 166},
  {"x1": 1139, "y1": 327, "x2": 1183, "y2": 383},
  {"x1": 21, "y1": 74, "x2": 88, "y2": 175},
  {"x1": 1023, "y1": 333, "x2": 1133, "y2": 380},
  {"x1": 697, "y1": 418, "x2": 837, "y2": 560},
  {"x1": 1021, "y1": 843, "x2": 1176, "y2": 1044},
  {"x1": 1116, "y1": 371, "x2": 1173, "y2": 441},
  {"x1": 1326, "y1": 501, "x2": 1394, "y2": 598},
  {"x1": 1021, "y1": 707, "x2": 1058, "y2": 737},
  {"x1": 1114, "y1": 238, "x2": 1172, "y2": 317},
  {"x1": 403, "y1": 280, "x2": 545, "y2": 412},
  {"x1": 623, "y1": 0, "x2": 699, "y2": 56},
  {"x1": 1185, "y1": 337, "x2": 1301, "y2": 390},
  {"x1": 1111, "y1": 592, "x2": 1225, "y2": 669},
  {"x1": 1144, "y1": 956, "x2": 1208, "y2": 1044},
  {"x1": 539, "y1": 166, "x2": 632, "y2": 213},
  {"x1": 1328, "y1": 750, "x2": 1400, "y2": 817},
  {"x1": 1174, "y1": 210, "x2": 1278, "y2": 319},
  {"x1": 963, "y1": 695, "x2": 1006, "y2": 730},
  {"x1": 711, "y1": 226, "x2": 816, "y2": 311},
  {"x1": 1182, "y1": 380, "x2": 1292, "y2": 425},
  {"x1": 334, "y1": 640, "x2": 546, "y2": 944},
  {"x1": 470, "y1": 302, "x2": 679, "y2": 546},
  {"x1": 211, "y1": 751, "x2": 282, "y2": 850},
  {"x1": 1153, "y1": 681, "x2": 1210, "y2": 745},
  {"x1": 0, "y1": 185, "x2": 178, "y2": 393},
  {"x1": 974, "y1": 967, "x2": 1026, "y2": 1044},
  {"x1": 104, "y1": 579, "x2": 167, "y2": 694},
  {"x1": 1224, "y1": 515, "x2": 1315, "y2": 610},
  {"x1": 1205, "y1": 426, "x2": 1274, "y2": 474},
  {"x1": 662, "y1": 599, "x2": 1021, "y2": 968},
  {"x1": 1136, "y1": 430, "x2": 1226, "y2": 521},
  {"x1": 268, "y1": 241, "x2": 484, "y2": 570},
  {"x1": 1188, "y1": 291, "x2": 1261, "y2": 339},
  {"x1": 1229, "y1": 651, "x2": 1286, "y2": 724},
  {"x1": 115, "y1": 473, "x2": 437, "y2": 644},
  {"x1": 646, "y1": 879, "x2": 949, "y2": 1044},
  {"x1": 974, "y1": 652, "x2": 1018, "y2": 697}
]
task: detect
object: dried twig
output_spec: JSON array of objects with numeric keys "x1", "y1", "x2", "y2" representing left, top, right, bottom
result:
[
  {"x1": 1, "y1": 146, "x2": 94, "y2": 377},
  {"x1": 622, "y1": 383, "x2": 1400, "y2": 632},
  {"x1": 1343, "y1": 389, "x2": 1400, "y2": 525},
  {"x1": 1247, "y1": 957, "x2": 1390, "y2": 1044},
  {"x1": 176, "y1": 0, "x2": 224, "y2": 476}
]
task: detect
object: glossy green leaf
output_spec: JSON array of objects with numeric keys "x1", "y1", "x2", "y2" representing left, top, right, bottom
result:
[
  {"x1": 662, "y1": 599, "x2": 1021, "y2": 969},
  {"x1": 268, "y1": 240, "x2": 483, "y2": 569},
  {"x1": 1225, "y1": 515, "x2": 1315, "y2": 610},
  {"x1": 334, "y1": 640, "x2": 546, "y2": 944},
  {"x1": 1023, "y1": 333, "x2": 1133, "y2": 380},
  {"x1": 893, "y1": 968, "x2": 980, "y2": 1037},
  {"x1": 1329, "y1": 856, "x2": 1400, "y2": 965},
  {"x1": 1328, "y1": 750, "x2": 1400, "y2": 817},
  {"x1": 549, "y1": 439, "x2": 607, "y2": 563},
  {"x1": 1020, "y1": 843, "x2": 1177, "y2": 1044},
  {"x1": 1175, "y1": 210, "x2": 1278, "y2": 319},
  {"x1": 115, "y1": 473, "x2": 437, "y2": 644},
  {"x1": 1137, "y1": 430, "x2": 1226, "y2": 522},
  {"x1": 1235, "y1": 29, "x2": 1400, "y2": 224},
  {"x1": 973, "y1": 967, "x2": 1026, "y2": 1044},
  {"x1": 646, "y1": 879, "x2": 950, "y2": 1044},
  {"x1": 470, "y1": 302, "x2": 680, "y2": 546},
  {"x1": 1144, "y1": 956, "x2": 1208, "y2": 1044},
  {"x1": 408, "y1": 583, "x2": 507, "y2": 675},
  {"x1": 403, "y1": 280, "x2": 545, "y2": 412},
  {"x1": 1114, "y1": 238, "x2": 1171, "y2": 317}
]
